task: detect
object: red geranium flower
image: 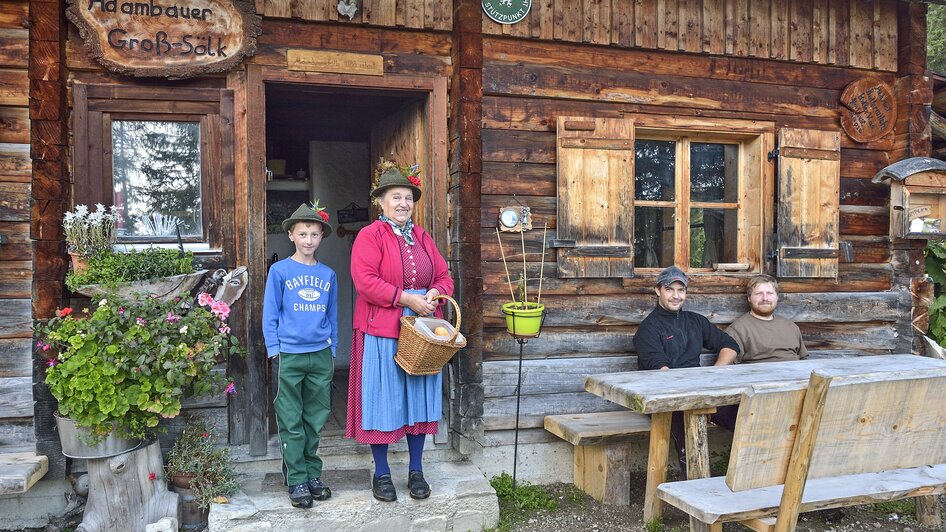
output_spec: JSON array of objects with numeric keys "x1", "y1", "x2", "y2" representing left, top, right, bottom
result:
[
  {"x1": 318, "y1": 210, "x2": 329, "y2": 223},
  {"x1": 59, "y1": 307, "x2": 73, "y2": 317}
]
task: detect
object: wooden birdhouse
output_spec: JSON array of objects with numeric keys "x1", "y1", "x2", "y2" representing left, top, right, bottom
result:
[{"x1": 872, "y1": 157, "x2": 946, "y2": 240}]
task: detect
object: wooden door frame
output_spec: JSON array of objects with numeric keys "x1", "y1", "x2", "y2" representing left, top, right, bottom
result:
[
  {"x1": 233, "y1": 67, "x2": 448, "y2": 455},
  {"x1": 258, "y1": 67, "x2": 449, "y2": 253}
]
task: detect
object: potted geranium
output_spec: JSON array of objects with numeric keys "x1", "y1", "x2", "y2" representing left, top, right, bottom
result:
[
  {"x1": 165, "y1": 417, "x2": 238, "y2": 528},
  {"x1": 38, "y1": 292, "x2": 242, "y2": 457},
  {"x1": 63, "y1": 203, "x2": 119, "y2": 274}
]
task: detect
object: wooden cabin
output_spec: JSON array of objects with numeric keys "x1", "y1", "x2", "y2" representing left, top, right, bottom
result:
[{"x1": 0, "y1": 0, "x2": 940, "y2": 491}]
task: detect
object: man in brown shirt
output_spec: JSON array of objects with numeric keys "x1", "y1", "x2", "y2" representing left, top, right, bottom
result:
[{"x1": 718, "y1": 274, "x2": 808, "y2": 365}]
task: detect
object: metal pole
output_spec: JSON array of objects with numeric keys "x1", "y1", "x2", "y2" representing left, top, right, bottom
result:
[{"x1": 512, "y1": 336, "x2": 526, "y2": 489}]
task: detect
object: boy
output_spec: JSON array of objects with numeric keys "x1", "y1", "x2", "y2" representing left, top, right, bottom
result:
[{"x1": 263, "y1": 201, "x2": 338, "y2": 508}]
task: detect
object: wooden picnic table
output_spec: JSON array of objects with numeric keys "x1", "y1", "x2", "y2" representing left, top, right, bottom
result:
[{"x1": 584, "y1": 354, "x2": 946, "y2": 529}]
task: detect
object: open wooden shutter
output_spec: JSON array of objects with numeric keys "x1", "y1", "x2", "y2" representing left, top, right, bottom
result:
[
  {"x1": 555, "y1": 117, "x2": 634, "y2": 278},
  {"x1": 776, "y1": 128, "x2": 840, "y2": 278}
]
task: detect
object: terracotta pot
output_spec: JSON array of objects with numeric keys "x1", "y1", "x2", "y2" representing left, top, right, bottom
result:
[
  {"x1": 169, "y1": 472, "x2": 196, "y2": 489},
  {"x1": 69, "y1": 253, "x2": 89, "y2": 275}
]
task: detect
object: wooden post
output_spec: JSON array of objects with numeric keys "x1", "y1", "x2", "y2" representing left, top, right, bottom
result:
[
  {"x1": 643, "y1": 411, "x2": 671, "y2": 523},
  {"x1": 684, "y1": 408, "x2": 715, "y2": 532},
  {"x1": 77, "y1": 441, "x2": 177, "y2": 532}
]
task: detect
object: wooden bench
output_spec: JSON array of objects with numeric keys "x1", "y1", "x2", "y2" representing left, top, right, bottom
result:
[
  {"x1": 544, "y1": 411, "x2": 651, "y2": 504},
  {"x1": 0, "y1": 453, "x2": 48, "y2": 495},
  {"x1": 656, "y1": 367, "x2": 946, "y2": 531}
]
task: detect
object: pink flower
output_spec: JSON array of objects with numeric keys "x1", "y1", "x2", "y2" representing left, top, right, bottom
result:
[
  {"x1": 47, "y1": 358, "x2": 58, "y2": 367},
  {"x1": 318, "y1": 210, "x2": 330, "y2": 222},
  {"x1": 408, "y1": 175, "x2": 421, "y2": 187},
  {"x1": 202, "y1": 432, "x2": 210, "y2": 438},
  {"x1": 211, "y1": 301, "x2": 230, "y2": 321},
  {"x1": 166, "y1": 312, "x2": 181, "y2": 324},
  {"x1": 148, "y1": 472, "x2": 156, "y2": 481},
  {"x1": 218, "y1": 325, "x2": 231, "y2": 334},
  {"x1": 43, "y1": 343, "x2": 50, "y2": 351},
  {"x1": 119, "y1": 306, "x2": 125, "y2": 315},
  {"x1": 59, "y1": 307, "x2": 73, "y2": 317},
  {"x1": 225, "y1": 382, "x2": 236, "y2": 395},
  {"x1": 135, "y1": 317, "x2": 147, "y2": 326},
  {"x1": 198, "y1": 292, "x2": 214, "y2": 307},
  {"x1": 36, "y1": 340, "x2": 43, "y2": 348}
]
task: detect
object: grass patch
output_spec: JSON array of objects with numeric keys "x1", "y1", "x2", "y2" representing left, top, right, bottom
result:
[
  {"x1": 487, "y1": 473, "x2": 559, "y2": 531},
  {"x1": 871, "y1": 498, "x2": 915, "y2": 515}
]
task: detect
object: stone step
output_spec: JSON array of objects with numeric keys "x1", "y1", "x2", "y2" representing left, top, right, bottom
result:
[
  {"x1": 0, "y1": 453, "x2": 48, "y2": 495},
  {"x1": 210, "y1": 460, "x2": 499, "y2": 532}
]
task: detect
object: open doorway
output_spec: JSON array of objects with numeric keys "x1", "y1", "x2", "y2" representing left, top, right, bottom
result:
[{"x1": 263, "y1": 83, "x2": 432, "y2": 440}]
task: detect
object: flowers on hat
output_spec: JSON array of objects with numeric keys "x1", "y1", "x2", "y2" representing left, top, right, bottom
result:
[
  {"x1": 311, "y1": 199, "x2": 330, "y2": 223},
  {"x1": 374, "y1": 158, "x2": 422, "y2": 189}
]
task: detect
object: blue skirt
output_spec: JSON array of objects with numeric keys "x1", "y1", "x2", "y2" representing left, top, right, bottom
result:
[{"x1": 360, "y1": 290, "x2": 442, "y2": 432}]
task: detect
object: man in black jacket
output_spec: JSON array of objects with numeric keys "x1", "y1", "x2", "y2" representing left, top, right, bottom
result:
[{"x1": 633, "y1": 265, "x2": 739, "y2": 477}]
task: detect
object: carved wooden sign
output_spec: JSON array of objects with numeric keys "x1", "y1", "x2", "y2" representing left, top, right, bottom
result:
[
  {"x1": 839, "y1": 77, "x2": 897, "y2": 143},
  {"x1": 66, "y1": 0, "x2": 261, "y2": 79}
]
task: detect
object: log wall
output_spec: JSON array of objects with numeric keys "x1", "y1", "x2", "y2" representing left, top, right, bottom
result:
[
  {"x1": 0, "y1": 0, "x2": 33, "y2": 456},
  {"x1": 472, "y1": 0, "x2": 926, "y2": 449}
]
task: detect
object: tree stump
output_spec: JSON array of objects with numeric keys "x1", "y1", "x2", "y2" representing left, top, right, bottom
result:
[{"x1": 77, "y1": 441, "x2": 178, "y2": 532}]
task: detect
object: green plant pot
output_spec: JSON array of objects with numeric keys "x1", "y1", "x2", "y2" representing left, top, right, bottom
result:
[
  {"x1": 54, "y1": 414, "x2": 142, "y2": 459},
  {"x1": 502, "y1": 302, "x2": 545, "y2": 338}
]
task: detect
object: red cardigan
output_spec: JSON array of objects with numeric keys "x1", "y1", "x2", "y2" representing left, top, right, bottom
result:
[{"x1": 351, "y1": 220, "x2": 454, "y2": 339}]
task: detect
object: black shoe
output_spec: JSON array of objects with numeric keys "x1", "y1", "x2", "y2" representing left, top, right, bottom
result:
[
  {"x1": 307, "y1": 477, "x2": 332, "y2": 501},
  {"x1": 289, "y1": 483, "x2": 313, "y2": 508},
  {"x1": 407, "y1": 470, "x2": 431, "y2": 499},
  {"x1": 372, "y1": 474, "x2": 397, "y2": 502}
]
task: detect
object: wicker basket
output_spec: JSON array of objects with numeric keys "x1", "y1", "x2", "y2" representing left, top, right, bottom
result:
[{"x1": 395, "y1": 295, "x2": 466, "y2": 375}]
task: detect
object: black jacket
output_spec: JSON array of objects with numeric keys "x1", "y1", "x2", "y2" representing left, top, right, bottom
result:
[{"x1": 633, "y1": 305, "x2": 739, "y2": 370}]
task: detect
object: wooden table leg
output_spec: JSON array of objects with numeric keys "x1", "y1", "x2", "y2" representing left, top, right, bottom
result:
[
  {"x1": 684, "y1": 409, "x2": 714, "y2": 532},
  {"x1": 643, "y1": 411, "x2": 671, "y2": 524}
]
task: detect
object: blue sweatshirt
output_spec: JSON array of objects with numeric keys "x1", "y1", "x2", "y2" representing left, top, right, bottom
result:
[{"x1": 262, "y1": 258, "x2": 338, "y2": 358}]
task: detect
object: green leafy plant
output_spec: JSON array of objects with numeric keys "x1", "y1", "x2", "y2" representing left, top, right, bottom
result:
[
  {"x1": 165, "y1": 417, "x2": 239, "y2": 509},
  {"x1": 66, "y1": 248, "x2": 195, "y2": 292},
  {"x1": 63, "y1": 204, "x2": 119, "y2": 257},
  {"x1": 926, "y1": 242, "x2": 946, "y2": 348},
  {"x1": 488, "y1": 473, "x2": 558, "y2": 531},
  {"x1": 38, "y1": 293, "x2": 243, "y2": 443}
]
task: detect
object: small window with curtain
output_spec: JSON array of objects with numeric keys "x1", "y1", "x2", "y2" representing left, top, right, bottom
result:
[
  {"x1": 72, "y1": 84, "x2": 234, "y2": 252},
  {"x1": 111, "y1": 120, "x2": 203, "y2": 240}
]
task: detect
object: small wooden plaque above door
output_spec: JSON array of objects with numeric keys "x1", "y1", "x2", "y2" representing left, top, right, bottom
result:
[
  {"x1": 287, "y1": 50, "x2": 384, "y2": 77},
  {"x1": 839, "y1": 77, "x2": 897, "y2": 144}
]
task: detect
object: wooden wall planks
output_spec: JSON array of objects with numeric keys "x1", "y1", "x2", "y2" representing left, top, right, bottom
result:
[
  {"x1": 261, "y1": 0, "x2": 452, "y2": 30},
  {"x1": 480, "y1": 0, "x2": 897, "y2": 72}
]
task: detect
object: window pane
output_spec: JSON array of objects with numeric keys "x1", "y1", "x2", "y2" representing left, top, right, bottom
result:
[
  {"x1": 634, "y1": 206, "x2": 675, "y2": 268},
  {"x1": 635, "y1": 139, "x2": 676, "y2": 201},
  {"x1": 111, "y1": 120, "x2": 202, "y2": 239},
  {"x1": 690, "y1": 143, "x2": 738, "y2": 203},
  {"x1": 689, "y1": 208, "x2": 738, "y2": 268}
]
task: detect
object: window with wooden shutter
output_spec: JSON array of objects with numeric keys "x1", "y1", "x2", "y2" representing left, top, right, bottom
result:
[
  {"x1": 775, "y1": 128, "x2": 841, "y2": 278},
  {"x1": 555, "y1": 117, "x2": 635, "y2": 278}
]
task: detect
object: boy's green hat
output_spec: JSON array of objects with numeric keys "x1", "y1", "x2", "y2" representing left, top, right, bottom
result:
[
  {"x1": 370, "y1": 162, "x2": 422, "y2": 201},
  {"x1": 281, "y1": 201, "x2": 333, "y2": 236}
]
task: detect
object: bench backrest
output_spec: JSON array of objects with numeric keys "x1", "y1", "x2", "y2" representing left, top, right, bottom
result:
[{"x1": 726, "y1": 367, "x2": 946, "y2": 492}]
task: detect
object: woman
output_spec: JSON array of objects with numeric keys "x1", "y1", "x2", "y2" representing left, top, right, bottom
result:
[{"x1": 346, "y1": 161, "x2": 454, "y2": 502}]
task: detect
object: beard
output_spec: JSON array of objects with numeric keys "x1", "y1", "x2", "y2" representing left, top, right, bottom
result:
[{"x1": 750, "y1": 301, "x2": 776, "y2": 318}]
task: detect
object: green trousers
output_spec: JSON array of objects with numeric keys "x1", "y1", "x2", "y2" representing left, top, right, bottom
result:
[{"x1": 274, "y1": 348, "x2": 333, "y2": 486}]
